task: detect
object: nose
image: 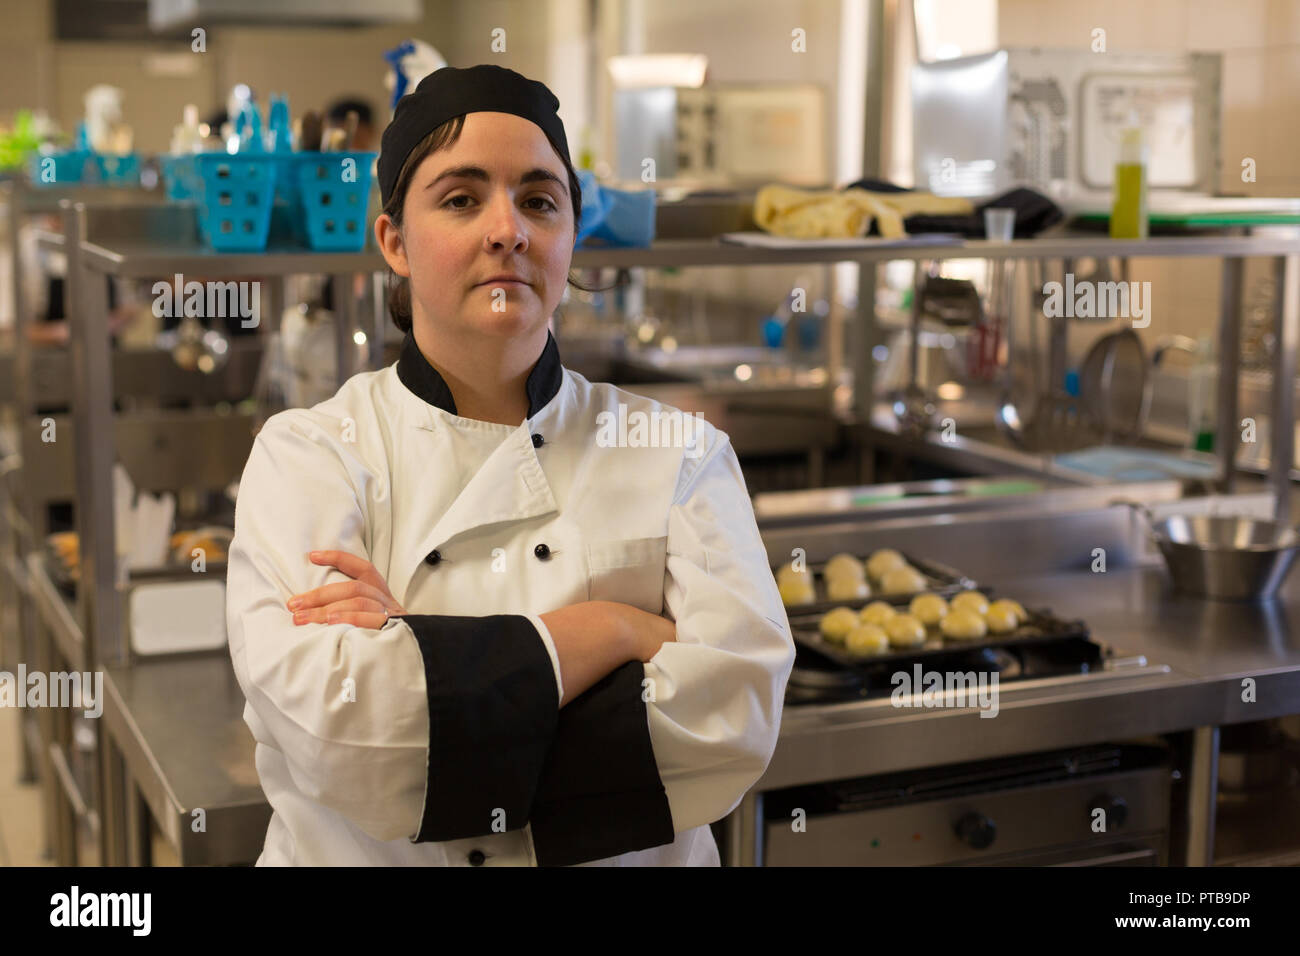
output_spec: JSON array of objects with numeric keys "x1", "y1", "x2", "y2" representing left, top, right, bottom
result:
[{"x1": 482, "y1": 190, "x2": 528, "y2": 253}]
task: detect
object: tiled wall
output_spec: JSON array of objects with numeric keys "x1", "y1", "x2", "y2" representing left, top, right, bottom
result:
[{"x1": 998, "y1": 0, "x2": 1299, "y2": 348}]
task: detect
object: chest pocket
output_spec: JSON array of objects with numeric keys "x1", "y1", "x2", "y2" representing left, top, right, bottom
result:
[{"x1": 586, "y1": 536, "x2": 668, "y2": 615}]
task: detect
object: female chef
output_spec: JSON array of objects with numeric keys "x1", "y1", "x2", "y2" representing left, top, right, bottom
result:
[{"x1": 225, "y1": 64, "x2": 794, "y2": 866}]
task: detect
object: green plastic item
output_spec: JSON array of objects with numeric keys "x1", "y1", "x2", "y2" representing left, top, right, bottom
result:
[
  {"x1": 0, "y1": 110, "x2": 41, "y2": 172},
  {"x1": 849, "y1": 479, "x2": 1043, "y2": 507}
]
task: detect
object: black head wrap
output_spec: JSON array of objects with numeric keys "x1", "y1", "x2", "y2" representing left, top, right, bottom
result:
[{"x1": 378, "y1": 64, "x2": 570, "y2": 208}]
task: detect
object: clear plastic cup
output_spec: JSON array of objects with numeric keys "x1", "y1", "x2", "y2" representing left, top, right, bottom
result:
[{"x1": 984, "y1": 207, "x2": 1016, "y2": 242}]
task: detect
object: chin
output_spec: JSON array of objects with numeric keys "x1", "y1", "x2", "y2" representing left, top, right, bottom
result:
[{"x1": 468, "y1": 309, "x2": 548, "y2": 340}]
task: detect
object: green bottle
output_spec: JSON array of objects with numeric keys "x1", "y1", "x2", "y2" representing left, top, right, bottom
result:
[{"x1": 1110, "y1": 126, "x2": 1148, "y2": 240}]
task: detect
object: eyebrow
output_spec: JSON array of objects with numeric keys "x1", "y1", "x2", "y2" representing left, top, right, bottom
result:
[{"x1": 425, "y1": 165, "x2": 569, "y2": 195}]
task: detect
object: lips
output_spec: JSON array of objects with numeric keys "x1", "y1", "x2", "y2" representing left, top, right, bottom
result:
[{"x1": 478, "y1": 276, "x2": 529, "y2": 286}]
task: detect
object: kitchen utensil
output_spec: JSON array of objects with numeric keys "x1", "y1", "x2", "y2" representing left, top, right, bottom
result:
[
  {"x1": 299, "y1": 110, "x2": 323, "y2": 151},
  {"x1": 917, "y1": 275, "x2": 984, "y2": 326},
  {"x1": 163, "y1": 313, "x2": 231, "y2": 374},
  {"x1": 340, "y1": 109, "x2": 359, "y2": 151},
  {"x1": 983, "y1": 207, "x2": 1015, "y2": 241},
  {"x1": 1079, "y1": 328, "x2": 1152, "y2": 443},
  {"x1": 1115, "y1": 499, "x2": 1300, "y2": 601}
]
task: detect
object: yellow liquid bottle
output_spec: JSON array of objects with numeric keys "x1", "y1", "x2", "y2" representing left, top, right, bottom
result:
[{"x1": 1110, "y1": 127, "x2": 1148, "y2": 239}]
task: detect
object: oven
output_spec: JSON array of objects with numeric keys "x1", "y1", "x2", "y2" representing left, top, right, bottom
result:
[{"x1": 761, "y1": 744, "x2": 1171, "y2": 866}]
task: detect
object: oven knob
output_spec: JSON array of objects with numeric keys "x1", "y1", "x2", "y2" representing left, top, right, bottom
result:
[
  {"x1": 954, "y1": 812, "x2": 996, "y2": 850},
  {"x1": 1091, "y1": 794, "x2": 1128, "y2": 829}
]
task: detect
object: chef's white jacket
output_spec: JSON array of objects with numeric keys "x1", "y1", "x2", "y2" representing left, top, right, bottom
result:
[{"x1": 226, "y1": 330, "x2": 794, "y2": 866}]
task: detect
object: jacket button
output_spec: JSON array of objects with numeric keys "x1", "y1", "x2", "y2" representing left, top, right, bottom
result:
[
  {"x1": 531, "y1": 433, "x2": 544, "y2": 448},
  {"x1": 468, "y1": 849, "x2": 486, "y2": 866},
  {"x1": 534, "y1": 543, "x2": 551, "y2": 561},
  {"x1": 424, "y1": 549, "x2": 442, "y2": 567}
]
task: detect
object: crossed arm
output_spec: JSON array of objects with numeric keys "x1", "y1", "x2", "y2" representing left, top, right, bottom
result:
[{"x1": 284, "y1": 549, "x2": 677, "y2": 707}]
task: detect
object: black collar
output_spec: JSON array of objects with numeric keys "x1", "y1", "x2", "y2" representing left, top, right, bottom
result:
[{"x1": 396, "y1": 330, "x2": 564, "y2": 419}]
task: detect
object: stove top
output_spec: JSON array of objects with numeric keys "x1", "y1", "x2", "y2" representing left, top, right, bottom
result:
[{"x1": 784, "y1": 635, "x2": 1107, "y2": 705}]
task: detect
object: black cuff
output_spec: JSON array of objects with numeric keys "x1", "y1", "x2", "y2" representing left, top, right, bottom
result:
[
  {"x1": 402, "y1": 614, "x2": 559, "y2": 843},
  {"x1": 529, "y1": 660, "x2": 676, "y2": 866}
]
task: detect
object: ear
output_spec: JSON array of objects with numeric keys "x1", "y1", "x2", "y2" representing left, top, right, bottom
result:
[{"x1": 374, "y1": 214, "x2": 410, "y2": 278}]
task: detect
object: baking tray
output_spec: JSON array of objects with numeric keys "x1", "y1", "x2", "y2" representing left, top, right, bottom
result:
[
  {"x1": 777, "y1": 552, "x2": 977, "y2": 618},
  {"x1": 787, "y1": 602, "x2": 1091, "y2": 670}
]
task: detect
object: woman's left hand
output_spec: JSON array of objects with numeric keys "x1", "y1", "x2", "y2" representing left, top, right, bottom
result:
[{"x1": 287, "y1": 550, "x2": 406, "y2": 629}]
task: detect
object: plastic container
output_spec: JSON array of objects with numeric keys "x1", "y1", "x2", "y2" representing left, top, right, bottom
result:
[
  {"x1": 91, "y1": 152, "x2": 140, "y2": 185},
  {"x1": 160, "y1": 154, "x2": 202, "y2": 200},
  {"x1": 194, "y1": 153, "x2": 277, "y2": 252},
  {"x1": 291, "y1": 151, "x2": 376, "y2": 251},
  {"x1": 1110, "y1": 125, "x2": 1149, "y2": 239},
  {"x1": 29, "y1": 149, "x2": 95, "y2": 186}
]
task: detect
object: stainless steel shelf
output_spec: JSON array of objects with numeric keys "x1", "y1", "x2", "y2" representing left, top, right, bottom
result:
[
  {"x1": 78, "y1": 240, "x2": 388, "y2": 277},
  {"x1": 24, "y1": 551, "x2": 85, "y2": 672},
  {"x1": 569, "y1": 233, "x2": 1300, "y2": 269}
]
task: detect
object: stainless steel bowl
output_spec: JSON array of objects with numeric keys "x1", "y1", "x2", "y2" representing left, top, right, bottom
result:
[{"x1": 1117, "y1": 501, "x2": 1300, "y2": 602}]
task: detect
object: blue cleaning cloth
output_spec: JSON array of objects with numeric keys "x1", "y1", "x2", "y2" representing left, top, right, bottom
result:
[
  {"x1": 1054, "y1": 446, "x2": 1219, "y2": 482},
  {"x1": 574, "y1": 169, "x2": 655, "y2": 247}
]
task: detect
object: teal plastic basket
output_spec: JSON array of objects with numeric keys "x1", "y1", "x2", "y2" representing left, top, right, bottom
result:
[
  {"x1": 292, "y1": 152, "x2": 376, "y2": 251},
  {"x1": 194, "y1": 154, "x2": 277, "y2": 252},
  {"x1": 28, "y1": 150, "x2": 95, "y2": 187},
  {"x1": 160, "y1": 154, "x2": 202, "y2": 200},
  {"x1": 91, "y1": 153, "x2": 140, "y2": 185}
]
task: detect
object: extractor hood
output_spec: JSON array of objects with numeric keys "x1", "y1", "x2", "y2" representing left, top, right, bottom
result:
[{"x1": 148, "y1": 0, "x2": 423, "y2": 30}]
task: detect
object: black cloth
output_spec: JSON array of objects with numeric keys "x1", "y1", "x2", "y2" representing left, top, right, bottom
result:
[
  {"x1": 401, "y1": 614, "x2": 675, "y2": 863},
  {"x1": 395, "y1": 329, "x2": 563, "y2": 419},
  {"x1": 529, "y1": 661, "x2": 676, "y2": 866},
  {"x1": 841, "y1": 179, "x2": 1064, "y2": 239},
  {"x1": 378, "y1": 64, "x2": 571, "y2": 207},
  {"x1": 403, "y1": 613, "x2": 559, "y2": 844}
]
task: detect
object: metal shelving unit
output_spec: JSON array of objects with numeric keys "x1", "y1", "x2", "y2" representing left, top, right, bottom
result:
[{"x1": 10, "y1": 178, "x2": 1300, "y2": 865}]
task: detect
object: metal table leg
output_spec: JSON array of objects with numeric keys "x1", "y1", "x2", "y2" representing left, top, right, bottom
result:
[
  {"x1": 1271, "y1": 254, "x2": 1300, "y2": 522},
  {"x1": 1216, "y1": 257, "x2": 1243, "y2": 492},
  {"x1": 124, "y1": 772, "x2": 152, "y2": 866},
  {"x1": 1184, "y1": 725, "x2": 1219, "y2": 867},
  {"x1": 723, "y1": 790, "x2": 764, "y2": 866}
]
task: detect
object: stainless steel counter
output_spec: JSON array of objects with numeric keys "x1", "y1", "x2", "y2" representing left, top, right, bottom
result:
[
  {"x1": 763, "y1": 565, "x2": 1300, "y2": 792},
  {"x1": 100, "y1": 652, "x2": 270, "y2": 866}
]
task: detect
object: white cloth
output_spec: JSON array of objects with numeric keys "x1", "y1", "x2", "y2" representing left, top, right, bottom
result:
[{"x1": 226, "y1": 359, "x2": 794, "y2": 865}]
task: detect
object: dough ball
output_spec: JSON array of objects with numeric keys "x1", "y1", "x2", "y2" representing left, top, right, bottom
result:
[
  {"x1": 988, "y1": 599, "x2": 1028, "y2": 624},
  {"x1": 845, "y1": 624, "x2": 890, "y2": 657},
  {"x1": 859, "y1": 601, "x2": 897, "y2": 625},
  {"x1": 950, "y1": 590, "x2": 990, "y2": 616},
  {"x1": 885, "y1": 613, "x2": 926, "y2": 647},
  {"x1": 909, "y1": 593, "x2": 949, "y2": 627},
  {"x1": 819, "y1": 606, "x2": 861, "y2": 643},
  {"x1": 880, "y1": 565, "x2": 927, "y2": 595},
  {"x1": 866, "y1": 548, "x2": 907, "y2": 580},
  {"x1": 776, "y1": 562, "x2": 810, "y2": 586},
  {"x1": 824, "y1": 553, "x2": 865, "y2": 582},
  {"x1": 826, "y1": 575, "x2": 871, "y2": 602},
  {"x1": 779, "y1": 577, "x2": 816, "y2": 607},
  {"x1": 985, "y1": 605, "x2": 1020, "y2": 634},
  {"x1": 941, "y1": 608, "x2": 988, "y2": 641}
]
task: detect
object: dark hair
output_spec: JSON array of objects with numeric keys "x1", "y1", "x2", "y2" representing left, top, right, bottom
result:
[
  {"x1": 327, "y1": 97, "x2": 375, "y2": 126},
  {"x1": 380, "y1": 114, "x2": 601, "y2": 333}
]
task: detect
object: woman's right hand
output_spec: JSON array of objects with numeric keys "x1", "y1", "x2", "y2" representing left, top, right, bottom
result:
[
  {"x1": 540, "y1": 601, "x2": 676, "y2": 706},
  {"x1": 624, "y1": 605, "x2": 677, "y2": 662}
]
